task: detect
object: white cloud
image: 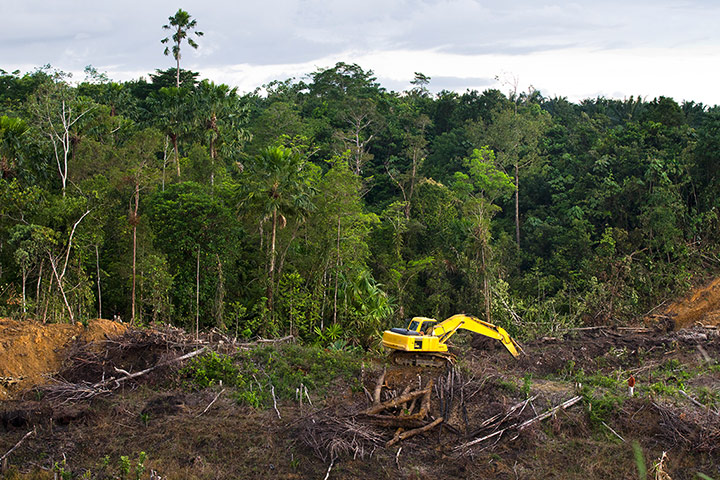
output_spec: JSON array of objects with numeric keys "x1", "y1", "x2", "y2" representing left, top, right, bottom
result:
[{"x1": 1, "y1": 1, "x2": 719, "y2": 104}]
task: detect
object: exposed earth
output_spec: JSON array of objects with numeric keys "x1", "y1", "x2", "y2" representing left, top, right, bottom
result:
[{"x1": 0, "y1": 282, "x2": 718, "y2": 479}]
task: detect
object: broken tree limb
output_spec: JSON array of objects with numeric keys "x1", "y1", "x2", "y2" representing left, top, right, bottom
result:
[
  {"x1": 373, "y1": 368, "x2": 386, "y2": 404},
  {"x1": 468, "y1": 395, "x2": 539, "y2": 437},
  {"x1": 271, "y1": 385, "x2": 281, "y2": 419},
  {"x1": 386, "y1": 417, "x2": 444, "y2": 447},
  {"x1": 100, "y1": 347, "x2": 207, "y2": 388},
  {"x1": 678, "y1": 389, "x2": 716, "y2": 414},
  {"x1": 1, "y1": 428, "x2": 35, "y2": 471},
  {"x1": 601, "y1": 421, "x2": 626, "y2": 442},
  {"x1": 516, "y1": 396, "x2": 581, "y2": 431},
  {"x1": 362, "y1": 414, "x2": 426, "y2": 429},
  {"x1": 96, "y1": 347, "x2": 207, "y2": 390},
  {"x1": 197, "y1": 388, "x2": 225, "y2": 418}
]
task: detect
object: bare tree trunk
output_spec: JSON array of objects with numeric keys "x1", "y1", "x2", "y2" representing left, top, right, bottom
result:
[
  {"x1": 333, "y1": 216, "x2": 341, "y2": 325},
  {"x1": 171, "y1": 134, "x2": 180, "y2": 177},
  {"x1": 48, "y1": 253, "x2": 74, "y2": 322},
  {"x1": 21, "y1": 267, "x2": 27, "y2": 314},
  {"x1": 36, "y1": 260, "x2": 43, "y2": 317},
  {"x1": 268, "y1": 208, "x2": 277, "y2": 312},
  {"x1": 196, "y1": 246, "x2": 200, "y2": 340},
  {"x1": 481, "y1": 245, "x2": 491, "y2": 324},
  {"x1": 515, "y1": 162, "x2": 520, "y2": 248},
  {"x1": 162, "y1": 136, "x2": 170, "y2": 192},
  {"x1": 215, "y1": 254, "x2": 224, "y2": 329},
  {"x1": 42, "y1": 266, "x2": 54, "y2": 323},
  {"x1": 210, "y1": 130, "x2": 216, "y2": 187},
  {"x1": 131, "y1": 183, "x2": 139, "y2": 325},
  {"x1": 95, "y1": 244, "x2": 102, "y2": 319}
]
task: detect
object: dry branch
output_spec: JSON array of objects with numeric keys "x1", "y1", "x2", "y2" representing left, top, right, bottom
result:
[
  {"x1": 373, "y1": 368, "x2": 386, "y2": 404},
  {"x1": 1, "y1": 429, "x2": 35, "y2": 470},
  {"x1": 197, "y1": 388, "x2": 225, "y2": 418},
  {"x1": 96, "y1": 347, "x2": 206, "y2": 389},
  {"x1": 456, "y1": 395, "x2": 582, "y2": 452}
]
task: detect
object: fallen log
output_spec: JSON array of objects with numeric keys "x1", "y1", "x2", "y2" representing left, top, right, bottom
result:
[
  {"x1": 386, "y1": 417, "x2": 444, "y2": 447},
  {"x1": 363, "y1": 414, "x2": 426, "y2": 428},
  {"x1": 95, "y1": 347, "x2": 207, "y2": 389}
]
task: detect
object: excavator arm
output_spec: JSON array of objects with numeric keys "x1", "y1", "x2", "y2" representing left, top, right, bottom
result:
[{"x1": 431, "y1": 314, "x2": 520, "y2": 358}]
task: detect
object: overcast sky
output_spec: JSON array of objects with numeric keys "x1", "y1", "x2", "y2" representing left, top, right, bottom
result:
[{"x1": 2, "y1": 1, "x2": 719, "y2": 105}]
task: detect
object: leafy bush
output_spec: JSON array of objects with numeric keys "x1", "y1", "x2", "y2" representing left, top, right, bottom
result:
[{"x1": 181, "y1": 351, "x2": 243, "y2": 388}]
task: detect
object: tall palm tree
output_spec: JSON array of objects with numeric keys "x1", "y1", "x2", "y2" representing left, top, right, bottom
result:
[
  {"x1": 161, "y1": 9, "x2": 203, "y2": 88},
  {"x1": 246, "y1": 146, "x2": 316, "y2": 313}
]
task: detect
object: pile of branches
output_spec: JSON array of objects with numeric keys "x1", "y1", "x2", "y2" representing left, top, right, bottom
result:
[
  {"x1": 298, "y1": 366, "x2": 587, "y2": 462},
  {"x1": 454, "y1": 395, "x2": 582, "y2": 454},
  {"x1": 296, "y1": 369, "x2": 446, "y2": 461},
  {"x1": 38, "y1": 325, "x2": 296, "y2": 404},
  {"x1": 296, "y1": 406, "x2": 386, "y2": 462},
  {"x1": 362, "y1": 371, "x2": 442, "y2": 448},
  {"x1": 648, "y1": 401, "x2": 720, "y2": 454}
]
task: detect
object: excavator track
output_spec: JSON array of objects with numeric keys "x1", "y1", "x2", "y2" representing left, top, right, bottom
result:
[{"x1": 389, "y1": 351, "x2": 456, "y2": 368}]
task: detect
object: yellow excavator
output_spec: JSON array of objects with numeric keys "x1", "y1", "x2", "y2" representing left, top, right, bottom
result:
[{"x1": 382, "y1": 314, "x2": 521, "y2": 367}]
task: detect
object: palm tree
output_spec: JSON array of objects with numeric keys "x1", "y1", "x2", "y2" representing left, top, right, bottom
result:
[
  {"x1": 193, "y1": 81, "x2": 251, "y2": 185},
  {"x1": 245, "y1": 145, "x2": 316, "y2": 314},
  {"x1": 161, "y1": 9, "x2": 203, "y2": 88},
  {"x1": 147, "y1": 87, "x2": 193, "y2": 177}
]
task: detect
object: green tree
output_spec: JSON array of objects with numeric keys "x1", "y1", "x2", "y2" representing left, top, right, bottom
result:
[
  {"x1": 485, "y1": 104, "x2": 551, "y2": 247},
  {"x1": 193, "y1": 80, "x2": 251, "y2": 185},
  {"x1": 161, "y1": 9, "x2": 203, "y2": 88},
  {"x1": 452, "y1": 147, "x2": 514, "y2": 322},
  {"x1": 0, "y1": 116, "x2": 29, "y2": 179},
  {"x1": 242, "y1": 145, "x2": 318, "y2": 316},
  {"x1": 146, "y1": 86, "x2": 193, "y2": 179}
]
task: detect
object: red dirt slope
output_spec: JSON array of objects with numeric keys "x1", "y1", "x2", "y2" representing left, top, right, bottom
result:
[
  {"x1": 655, "y1": 277, "x2": 720, "y2": 329},
  {"x1": 0, "y1": 318, "x2": 127, "y2": 400}
]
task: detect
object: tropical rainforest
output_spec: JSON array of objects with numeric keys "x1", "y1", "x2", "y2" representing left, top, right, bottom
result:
[{"x1": 1, "y1": 58, "x2": 719, "y2": 345}]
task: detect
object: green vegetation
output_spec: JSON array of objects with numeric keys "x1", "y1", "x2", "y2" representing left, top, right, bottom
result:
[
  {"x1": 1, "y1": 12, "x2": 719, "y2": 347},
  {"x1": 181, "y1": 344, "x2": 363, "y2": 407}
]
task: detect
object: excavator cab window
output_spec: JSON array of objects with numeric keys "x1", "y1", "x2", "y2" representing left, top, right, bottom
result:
[
  {"x1": 421, "y1": 321, "x2": 435, "y2": 334},
  {"x1": 407, "y1": 320, "x2": 421, "y2": 333}
]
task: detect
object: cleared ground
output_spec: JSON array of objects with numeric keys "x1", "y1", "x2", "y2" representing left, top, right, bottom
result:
[{"x1": 0, "y1": 284, "x2": 718, "y2": 479}]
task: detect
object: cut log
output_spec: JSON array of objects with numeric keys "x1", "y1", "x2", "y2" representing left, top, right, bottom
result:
[
  {"x1": 386, "y1": 417, "x2": 444, "y2": 447},
  {"x1": 373, "y1": 368, "x2": 386, "y2": 404}
]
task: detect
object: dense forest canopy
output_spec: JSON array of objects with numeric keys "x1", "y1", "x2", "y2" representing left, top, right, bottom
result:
[{"x1": 1, "y1": 62, "x2": 719, "y2": 344}]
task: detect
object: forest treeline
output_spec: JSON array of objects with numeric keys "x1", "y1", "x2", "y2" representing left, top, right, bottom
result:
[{"x1": 1, "y1": 63, "x2": 719, "y2": 344}]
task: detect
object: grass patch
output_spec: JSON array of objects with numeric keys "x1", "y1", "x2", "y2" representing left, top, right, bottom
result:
[{"x1": 181, "y1": 343, "x2": 363, "y2": 407}]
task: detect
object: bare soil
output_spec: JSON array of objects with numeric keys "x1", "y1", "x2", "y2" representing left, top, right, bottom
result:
[
  {"x1": 648, "y1": 277, "x2": 720, "y2": 329},
  {"x1": 0, "y1": 318, "x2": 127, "y2": 400}
]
